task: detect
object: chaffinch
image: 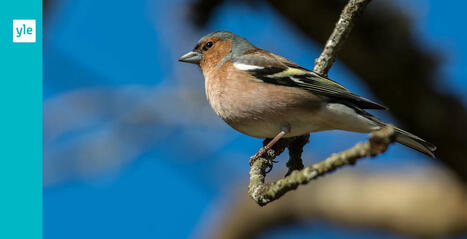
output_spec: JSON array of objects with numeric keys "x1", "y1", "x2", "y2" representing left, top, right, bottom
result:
[{"x1": 179, "y1": 31, "x2": 436, "y2": 158}]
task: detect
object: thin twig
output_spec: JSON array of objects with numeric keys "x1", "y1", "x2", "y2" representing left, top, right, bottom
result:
[{"x1": 313, "y1": 0, "x2": 372, "y2": 76}]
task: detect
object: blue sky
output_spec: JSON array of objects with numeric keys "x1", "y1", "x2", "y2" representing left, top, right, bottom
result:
[{"x1": 43, "y1": 0, "x2": 467, "y2": 238}]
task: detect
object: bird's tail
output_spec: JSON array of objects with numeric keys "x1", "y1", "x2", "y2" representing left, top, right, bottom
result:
[
  {"x1": 392, "y1": 127, "x2": 437, "y2": 158},
  {"x1": 356, "y1": 108, "x2": 437, "y2": 158}
]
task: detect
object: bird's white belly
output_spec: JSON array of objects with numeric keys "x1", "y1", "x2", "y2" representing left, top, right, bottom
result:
[
  {"x1": 227, "y1": 103, "x2": 380, "y2": 138},
  {"x1": 229, "y1": 116, "x2": 325, "y2": 138}
]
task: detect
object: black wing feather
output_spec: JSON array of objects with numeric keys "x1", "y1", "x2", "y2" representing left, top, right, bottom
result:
[{"x1": 247, "y1": 66, "x2": 386, "y2": 110}]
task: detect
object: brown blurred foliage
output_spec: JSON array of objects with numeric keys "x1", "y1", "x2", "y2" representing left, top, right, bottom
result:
[{"x1": 205, "y1": 168, "x2": 467, "y2": 239}]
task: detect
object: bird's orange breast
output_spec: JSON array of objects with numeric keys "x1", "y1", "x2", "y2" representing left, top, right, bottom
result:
[{"x1": 202, "y1": 61, "x2": 324, "y2": 137}]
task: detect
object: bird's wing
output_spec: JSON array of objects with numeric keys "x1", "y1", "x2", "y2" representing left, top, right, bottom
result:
[{"x1": 233, "y1": 51, "x2": 386, "y2": 110}]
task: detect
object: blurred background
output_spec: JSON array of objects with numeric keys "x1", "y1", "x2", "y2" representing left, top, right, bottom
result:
[{"x1": 43, "y1": 0, "x2": 467, "y2": 238}]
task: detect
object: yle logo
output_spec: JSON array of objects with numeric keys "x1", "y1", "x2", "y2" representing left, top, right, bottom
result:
[{"x1": 13, "y1": 19, "x2": 36, "y2": 43}]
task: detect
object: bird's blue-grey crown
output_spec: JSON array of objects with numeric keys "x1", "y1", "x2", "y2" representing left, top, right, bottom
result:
[{"x1": 197, "y1": 31, "x2": 256, "y2": 56}]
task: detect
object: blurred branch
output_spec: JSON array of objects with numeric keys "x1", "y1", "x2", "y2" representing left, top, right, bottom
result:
[
  {"x1": 189, "y1": 0, "x2": 467, "y2": 180},
  {"x1": 43, "y1": 86, "x2": 221, "y2": 186},
  {"x1": 207, "y1": 168, "x2": 467, "y2": 239},
  {"x1": 249, "y1": 125, "x2": 394, "y2": 206}
]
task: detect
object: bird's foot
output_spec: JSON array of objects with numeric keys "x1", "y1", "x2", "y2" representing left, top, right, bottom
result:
[
  {"x1": 249, "y1": 147, "x2": 277, "y2": 173},
  {"x1": 249, "y1": 147, "x2": 266, "y2": 165}
]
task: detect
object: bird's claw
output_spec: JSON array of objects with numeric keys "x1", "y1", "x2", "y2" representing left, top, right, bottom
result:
[
  {"x1": 249, "y1": 147, "x2": 267, "y2": 165},
  {"x1": 249, "y1": 147, "x2": 276, "y2": 173}
]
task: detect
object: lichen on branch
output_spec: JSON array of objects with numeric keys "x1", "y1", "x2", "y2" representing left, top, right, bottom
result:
[
  {"x1": 249, "y1": 0, "x2": 375, "y2": 206},
  {"x1": 249, "y1": 125, "x2": 394, "y2": 206}
]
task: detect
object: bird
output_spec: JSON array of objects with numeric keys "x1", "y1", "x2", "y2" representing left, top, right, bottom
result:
[{"x1": 178, "y1": 31, "x2": 436, "y2": 158}]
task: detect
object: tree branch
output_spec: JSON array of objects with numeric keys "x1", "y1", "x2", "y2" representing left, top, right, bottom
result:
[
  {"x1": 249, "y1": 0, "x2": 373, "y2": 206},
  {"x1": 249, "y1": 125, "x2": 394, "y2": 206}
]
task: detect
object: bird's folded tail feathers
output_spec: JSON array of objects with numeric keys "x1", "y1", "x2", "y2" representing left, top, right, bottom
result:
[
  {"x1": 354, "y1": 108, "x2": 436, "y2": 158},
  {"x1": 392, "y1": 127, "x2": 437, "y2": 158}
]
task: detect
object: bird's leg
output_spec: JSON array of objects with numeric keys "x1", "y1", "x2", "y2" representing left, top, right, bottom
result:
[{"x1": 249, "y1": 130, "x2": 286, "y2": 166}]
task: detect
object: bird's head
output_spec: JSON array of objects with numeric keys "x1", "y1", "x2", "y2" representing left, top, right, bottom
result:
[{"x1": 178, "y1": 31, "x2": 256, "y2": 70}]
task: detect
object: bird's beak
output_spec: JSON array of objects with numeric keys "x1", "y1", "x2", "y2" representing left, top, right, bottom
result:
[{"x1": 178, "y1": 51, "x2": 202, "y2": 64}]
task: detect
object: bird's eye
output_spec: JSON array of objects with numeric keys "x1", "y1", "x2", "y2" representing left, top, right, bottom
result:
[{"x1": 203, "y1": 41, "x2": 214, "y2": 51}]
